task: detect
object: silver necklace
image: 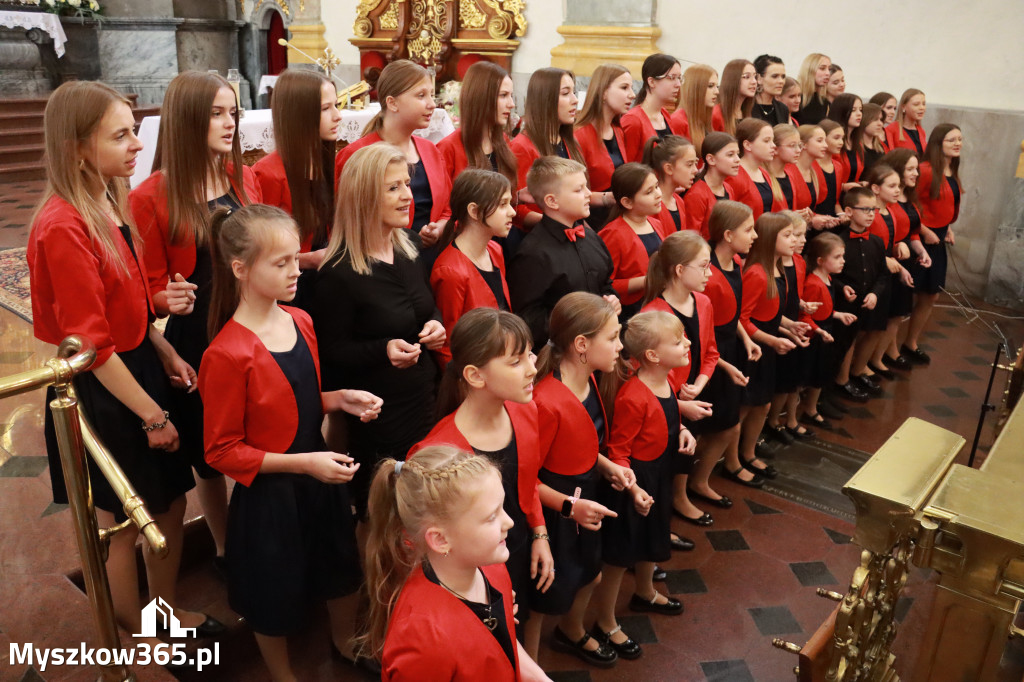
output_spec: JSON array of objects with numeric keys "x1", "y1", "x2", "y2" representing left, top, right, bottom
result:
[{"x1": 436, "y1": 569, "x2": 497, "y2": 631}]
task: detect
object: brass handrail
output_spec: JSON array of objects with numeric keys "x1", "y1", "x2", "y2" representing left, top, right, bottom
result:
[{"x1": 1, "y1": 335, "x2": 167, "y2": 682}]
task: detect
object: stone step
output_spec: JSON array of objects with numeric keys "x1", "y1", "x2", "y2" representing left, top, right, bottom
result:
[
  {"x1": 0, "y1": 160, "x2": 45, "y2": 182},
  {"x1": 0, "y1": 111, "x2": 44, "y2": 129},
  {"x1": 0, "y1": 127, "x2": 44, "y2": 147},
  {"x1": 0, "y1": 143, "x2": 45, "y2": 166},
  {"x1": 0, "y1": 97, "x2": 48, "y2": 117}
]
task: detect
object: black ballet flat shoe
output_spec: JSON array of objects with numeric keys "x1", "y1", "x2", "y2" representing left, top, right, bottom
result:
[
  {"x1": 764, "y1": 425, "x2": 795, "y2": 445},
  {"x1": 551, "y1": 627, "x2": 618, "y2": 668},
  {"x1": 159, "y1": 614, "x2": 226, "y2": 639},
  {"x1": 754, "y1": 440, "x2": 775, "y2": 459},
  {"x1": 653, "y1": 565, "x2": 667, "y2": 581},
  {"x1": 629, "y1": 592, "x2": 684, "y2": 616},
  {"x1": 741, "y1": 457, "x2": 778, "y2": 479},
  {"x1": 853, "y1": 374, "x2": 883, "y2": 396},
  {"x1": 785, "y1": 425, "x2": 815, "y2": 440},
  {"x1": 867, "y1": 362, "x2": 895, "y2": 380},
  {"x1": 901, "y1": 344, "x2": 931, "y2": 365},
  {"x1": 674, "y1": 507, "x2": 714, "y2": 526},
  {"x1": 590, "y1": 624, "x2": 642, "y2": 660},
  {"x1": 800, "y1": 412, "x2": 833, "y2": 431},
  {"x1": 687, "y1": 488, "x2": 733, "y2": 509},
  {"x1": 884, "y1": 354, "x2": 913, "y2": 371},
  {"x1": 833, "y1": 381, "x2": 869, "y2": 403},
  {"x1": 722, "y1": 466, "x2": 765, "y2": 488},
  {"x1": 670, "y1": 534, "x2": 695, "y2": 551}
]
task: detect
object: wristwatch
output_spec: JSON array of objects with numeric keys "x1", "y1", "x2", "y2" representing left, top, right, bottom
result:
[{"x1": 560, "y1": 486, "x2": 582, "y2": 519}]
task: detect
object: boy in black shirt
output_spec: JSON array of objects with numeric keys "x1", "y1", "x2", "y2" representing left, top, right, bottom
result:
[{"x1": 508, "y1": 156, "x2": 620, "y2": 346}]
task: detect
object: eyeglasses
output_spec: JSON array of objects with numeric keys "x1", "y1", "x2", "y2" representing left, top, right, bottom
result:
[
  {"x1": 686, "y1": 263, "x2": 712, "y2": 274},
  {"x1": 851, "y1": 206, "x2": 879, "y2": 213},
  {"x1": 655, "y1": 74, "x2": 683, "y2": 83}
]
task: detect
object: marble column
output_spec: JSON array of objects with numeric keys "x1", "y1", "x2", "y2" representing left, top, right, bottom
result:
[
  {"x1": 94, "y1": 0, "x2": 180, "y2": 105},
  {"x1": 285, "y1": 0, "x2": 326, "y2": 66},
  {"x1": 0, "y1": 28, "x2": 50, "y2": 96},
  {"x1": 550, "y1": 0, "x2": 660, "y2": 78}
]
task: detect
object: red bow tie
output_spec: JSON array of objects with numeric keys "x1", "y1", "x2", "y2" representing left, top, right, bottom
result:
[
  {"x1": 849, "y1": 230, "x2": 869, "y2": 241},
  {"x1": 564, "y1": 225, "x2": 586, "y2": 242}
]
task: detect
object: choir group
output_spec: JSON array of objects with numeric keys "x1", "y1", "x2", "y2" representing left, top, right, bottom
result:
[{"x1": 27, "y1": 48, "x2": 964, "y2": 682}]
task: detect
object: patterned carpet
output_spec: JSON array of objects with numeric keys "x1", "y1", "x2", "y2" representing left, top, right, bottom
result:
[{"x1": 0, "y1": 246, "x2": 31, "y2": 322}]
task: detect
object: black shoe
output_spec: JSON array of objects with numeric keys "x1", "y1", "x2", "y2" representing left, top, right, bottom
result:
[
  {"x1": 867, "y1": 362, "x2": 895, "y2": 380},
  {"x1": 800, "y1": 412, "x2": 833, "y2": 431},
  {"x1": 764, "y1": 425, "x2": 795, "y2": 445},
  {"x1": 816, "y1": 401, "x2": 844, "y2": 420},
  {"x1": 822, "y1": 395, "x2": 850, "y2": 413},
  {"x1": 653, "y1": 565, "x2": 667, "y2": 581},
  {"x1": 754, "y1": 439, "x2": 775, "y2": 459},
  {"x1": 833, "y1": 381, "x2": 869, "y2": 403},
  {"x1": 629, "y1": 592, "x2": 684, "y2": 616},
  {"x1": 687, "y1": 488, "x2": 733, "y2": 509},
  {"x1": 901, "y1": 344, "x2": 931, "y2": 365},
  {"x1": 551, "y1": 627, "x2": 618, "y2": 668},
  {"x1": 159, "y1": 614, "x2": 227, "y2": 638},
  {"x1": 853, "y1": 374, "x2": 883, "y2": 396},
  {"x1": 785, "y1": 425, "x2": 815, "y2": 440},
  {"x1": 722, "y1": 466, "x2": 765, "y2": 487},
  {"x1": 670, "y1": 534, "x2": 695, "y2": 551},
  {"x1": 741, "y1": 457, "x2": 778, "y2": 479},
  {"x1": 674, "y1": 507, "x2": 714, "y2": 526},
  {"x1": 885, "y1": 354, "x2": 913, "y2": 371},
  {"x1": 590, "y1": 625, "x2": 642, "y2": 660}
]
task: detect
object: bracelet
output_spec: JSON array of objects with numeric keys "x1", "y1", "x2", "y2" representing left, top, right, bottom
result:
[
  {"x1": 141, "y1": 410, "x2": 170, "y2": 432},
  {"x1": 532, "y1": 533, "x2": 550, "y2": 541}
]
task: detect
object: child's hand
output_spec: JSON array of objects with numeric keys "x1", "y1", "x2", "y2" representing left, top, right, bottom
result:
[
  {"x1": 885, "y1": 256, "x2": 901, "y2": 274},
  {"x1": 330, "y1": 389, "x2": 383, "y2": 422},
  {"x1": 632, "y1": 486, "x2": 654, "y2": 516},
  {"x1": 602, "y1": 461, "x2": 636, "y2": 491},
  {"x1": 419, "y1": 221, "x2": 443, "y2": 247},
  {"x1": 895, "y1": 242, "x2": 910, "y2": 260},
  {"x1": 862, "y1": 293, "x2": 877, "y2": 310},
  {"x1": 530, "y1": 534, "x2": 555, "y2": 593},
  {"x1": 801, "y1": 300, "x2": 822, "y2": 314},
  {"x1": 922, "y1": 227, "x2": 940, "y2": 245},
  {"x1": 945, "y1": 228, "x2": 955, "y2": 245},
  {"x1": 679, "y1": 399, "x2": 712, "y2": 421},
  {"x1": 816, "y1": 328, "x2": 835, "y2": 343},
  {"x1": 306, "y1": 452, "x2": 360, "y2": 484},
  {"x1": 917, "y1": 251, "x2": 932, "y2": 268},
  {"x1": 677, "y1": 382, "x2": 700, "y2": 400},
  {"x1": 843, "y1": 285, "x2": 857, "y2": 301},
  {"x1": 572, "y1": 498, "x2": 617, "y2": 531},
  {"x1": 773, "y1": 336, "x2": 797, "y2": 354},
  {"x1": 834, "y1": 311, "x2": 857, "y2": 326},
  {"x1": 602, "y1": 294, "x2": 622, "y2": 316},
  {"x1": 166, "y1": 273, "x2": 198, "y2": 315},
  {"x1": 899, "y1": 266, "x2": 914, "y2": 288},
  {"x1": 678, "y1": 427, "x2": 696, "y2": 454},
  {"x1": 745, "y1": 339, "x2": 762, "y2": 362},
  {"x1": 724, "y1": 362, "x2": 748, "y2": 387}
]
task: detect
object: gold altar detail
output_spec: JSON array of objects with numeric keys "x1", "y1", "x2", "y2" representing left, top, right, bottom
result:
[
  {"x1": 773, "y1": 408, "x2": 1024, "y2": 681},
  {"x1": 550, "y1": 24, "x2": 662, "y2": 78},
  {"x1": 350, "y1": 0, "x2": 524, "y2": 82}
]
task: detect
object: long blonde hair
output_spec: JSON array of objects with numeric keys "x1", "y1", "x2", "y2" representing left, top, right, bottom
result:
[
  {"x1": 798, "y1": 53, "x2": 829, "y2": 109},
  {"x1": 359, "y1": 446, "x2": 499, "y2": 660},
  {"x1": 576, "y1": 64, "x2": 630, "y2": 130},
  {"x1": 322, "y1": 143, "x2": 418, "y2": 275},
  {"x1": 34, "y1": 80, "x2": 137, "y2": 275},
  {"x1": 679, "y1": 64, "x2": 716, "y2": 152},
  {"x1": 363, "y1": 60, "x2": 431, "y2": 137}
]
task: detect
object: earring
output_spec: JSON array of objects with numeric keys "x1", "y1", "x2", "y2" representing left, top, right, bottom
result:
[
  {"x1": 443, "y1": 549, "x2": 450, "y2": 558},
  {"x1": 78, "y1": 159, "x2": 85, "y2": 171}
]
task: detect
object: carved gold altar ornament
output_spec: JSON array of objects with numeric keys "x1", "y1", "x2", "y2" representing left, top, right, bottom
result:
[
  {"x1": 338, "y1": 81, "x2": 371, "y2": 110},
  {"x1": 353, "y1": 0, "x2": 525, "y2": 40},
  {"x1": 251, "y1": 0, "x2": 303, "y2": 19},
  {"x1": 772, "y1": 409, "x2": 1024, "y2": 681}
]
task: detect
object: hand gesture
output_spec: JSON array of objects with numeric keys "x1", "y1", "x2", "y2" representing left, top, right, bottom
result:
[
  {"x1": 164, "y1": 355, "x2": 198, "y2": 393},
  {"x1": 677, "y1": 382, "x2": 701, "y2": 400},
  {"x1": 387, "y1": 339, "x2": 421, "y2": 368},
  {"x1": 571, "y1": 498, "x2": 617, "y2": 531},
  {"x1": 917, "y1": 251, "x2": 932, "y2": 268},
  {"x1": 944, "y1": 229, "x2": 955, "y2": 245},
  {"x1": 835, "y1": 311, "x2": 857, "y2": 326},
  {"x1": 774, "y1": 336, "x2": 797, "y2": 355},
  {"x1": 724, "y1": 362, "x2": 749, "y2": 387},
  {"x1": 678, "y1": 428, "x2": 696, "y2": 454},
  {"x1": 745, "y1": 339, "x2": 762, "y2": 362},
  {"x1": 843, "y1": 285, "x2": 857, "y2": 302},
  {"x1": 899, "y1": 266, "x2": 914, "y2": 288},
  {"x1": 603, "y1": 461, "x2": 636, "y2": 491},
  {"x1": 885, "y1": 257, "x2": 901, "y2": 274},
  {"x1": 816, "y1": 328, "x2": 835, "y2": 343},
  {"x1": 418, "y1": 320, "x2": 446, "y2": 351},
  {"x1": 602, "y1": 294, "x2": 622, "y2": 316},
  {"x1": 632, "y1": 486, "x2": 654, "y2": 516},
  {"x1": 332, "y1": 389, "x2": 383, "y2": 422},
  {"x1": 306, "y1": 451, "x2": 360, "y2": 484},
  {"x1": 166, "y1": 273, "x2": 198, "y2": 316},
  {"x1": 862, "y1": 293, "x2": 877, "y2": 310},
  {"x1": 895, "y1": 242, "x2": 910, "y2": 260},
  {"x1": 530, "y1": 535, "x2": 555, "y2": 593},
  {"x1": 922, "y1": 227, "x2": 940, "y2": 245},
  {"x1": 679, "y1": 399, "x2": 712, "y2": 421},
  {"x1": 801, "y1": 300, "x2": 822, "y2": 314},
  {"x1": 419, "y1": 222, "x2": 442, "y2": 248}
]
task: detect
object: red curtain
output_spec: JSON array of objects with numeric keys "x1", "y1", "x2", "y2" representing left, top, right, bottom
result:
[{"x1": 267, "y1": 11, "x2": 287, "y2": 75}]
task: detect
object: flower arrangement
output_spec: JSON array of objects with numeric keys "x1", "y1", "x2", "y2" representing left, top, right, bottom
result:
[{"x1": 13, "y1": 0, "x2": 103, "y2": 17}]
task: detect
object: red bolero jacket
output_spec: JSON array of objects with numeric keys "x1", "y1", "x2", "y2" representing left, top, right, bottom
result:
[
  {"x1": 575, "y1": 122, "x2": 629, "y2": 190},
  {"x1": 437, "y1": 129, "x2": 515, "y2": 184},
  {"x1": 409, "y1": 400, "x2": 544, "y2": 528},
  {"x1": 641, "y1": 295, "x2": 719, "y2": 391},
  {"x1": 509, "y1": 131, "x2": 582, "y2": 226},
  {"x1": 918, "y1": 162, "x2": 961, "y2": 228},
  {"x1": 884, "y1": 121, "x2": 926, "y2": 154},
  {"x1": 334, "y1": 133, "x2": 452, "y2": 228},
  {"x1": 799, "y1": 272, "x2": 834, "y2": 331},
  {"x1": 382, "y1": 563, "x2": 519, "y2": 682},
  {"x1": 783, "y1": 163, "x2": 823, "y2": 211},
  {"x1": 534, "y1": 374, "x2": 607, "y2": 477},
  {"x1": 726, "y1": 166, "x2": 786, "y2": 219},
  {"x1": 252, "y1": 151, "x2": 320, "y2": 253},
  {"x1": 607, "y1": 375, "x2": 678, "y2": 467},
  {"x1": 654, "y1": 193, "x2": 686, "y2": 239},
  {"x1": 683, "y1": 179, "x2": 734, "y2": 239},
  {"x1": 28, "y1": 195, "x2": 153, "y2": 368},
  {"x1": 740, "y1": 263, "x2": 783, "y2": 337},
  {"x1": 669, "y1": 108, "x2": 691, "y2": 139},
  {"x1": 831, "y1": 153, "x2": 851, "y2": 189},
  {"x1": 621, "y1": 107, "x2": 682, "y2": 164},
  {"x1": 889, "y1": 200, "x2": 921, "y2": 242},
  {"x1": 129, "y1": 165, "x2": 261, "y2": 301},
  {"x1": 430, "y1": 240, "x2": 510, "y2": 367},
  {"x1": 704, "y1": 254, "x2": 744, "y2": 327},
  {"x1": 199, "y1": 306, "x2": 324, "y2": 487},
  {"x1": 598, "y1": 216, "x2": 661, "y2": 305}
]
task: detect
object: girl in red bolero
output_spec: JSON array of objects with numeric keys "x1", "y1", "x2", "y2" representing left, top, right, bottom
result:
[
  {"x1": 816, "y1": 120, "x2": 848, "y2": 219},
  {"x1": 200, "y1": 205, "x2": 381, "y2": 679},
  {"x1": 684, "y1": 132, "x2": 739, "y2": 238},
  {"x1": 431, "y1": 170, "x2": 516, "y2": 367},
  {"x1": 827, "y1": 94, "x2": 866, "y2": 192},
  {"x1": 598, "y1": 163, "x2": 666, "y2": 319},
  {"x1": 674, "y1": 63, "x2": 719, "y2": 151},
  {"x1": 334, "y1": 60, "x2": 452, "y2": 248},
  {"x1": 641, "y1": 231, "x2": 722, "y2": 524},
  {"x1": 409, "y1": 308, "x2": 554, "y2": 658},
  {"x1": 590, "y1": 312, "x2": 692, "y2": 659},
  {"x1": 884, "y1": 88, "x2": 927, "y2": 155},
  {"x1": 574, "y1": 64, "x2": 635, "y2": 229},
  {"x1": 642, "y1": 135, "x2": 698, "y2": 238},
  {"x1": 30, "y1": 81, "x2": 208, "y2": 644},
  {"x1": 253, "y1": 68, "x2": 340, "y2": 306},
  {"x1": 712, "y1": 59, "x2": 756, "y2": 136},
  {"x1": 524, "y1": 292, "x2": 632, "y2": 669},
  {"x1": 621, "y1": 53, "x2": 685, "y2": 163},
  {"x1": 727, "y1": 118, "x2": 785, "y2": 219},
  {"x1": 792, "y1": 124, "x2": 842, "y2": 231},
  {"x1": 129, "y1": 70, "x2": 262, "y2": 568},
  {"x1": 360, "y1": 446, "x2": 550, "y2": 681},
  {"x1": 437, "y1": 61, "x2": 517, "y2": 188}
]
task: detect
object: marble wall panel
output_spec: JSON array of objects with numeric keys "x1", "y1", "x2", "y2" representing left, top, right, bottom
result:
[
  {"x1": 566, "y1": 0, "x2": 655, "y2": 25},
  {"x1": 97, "y1": 27, "x2": 177, "y2": 104}
]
